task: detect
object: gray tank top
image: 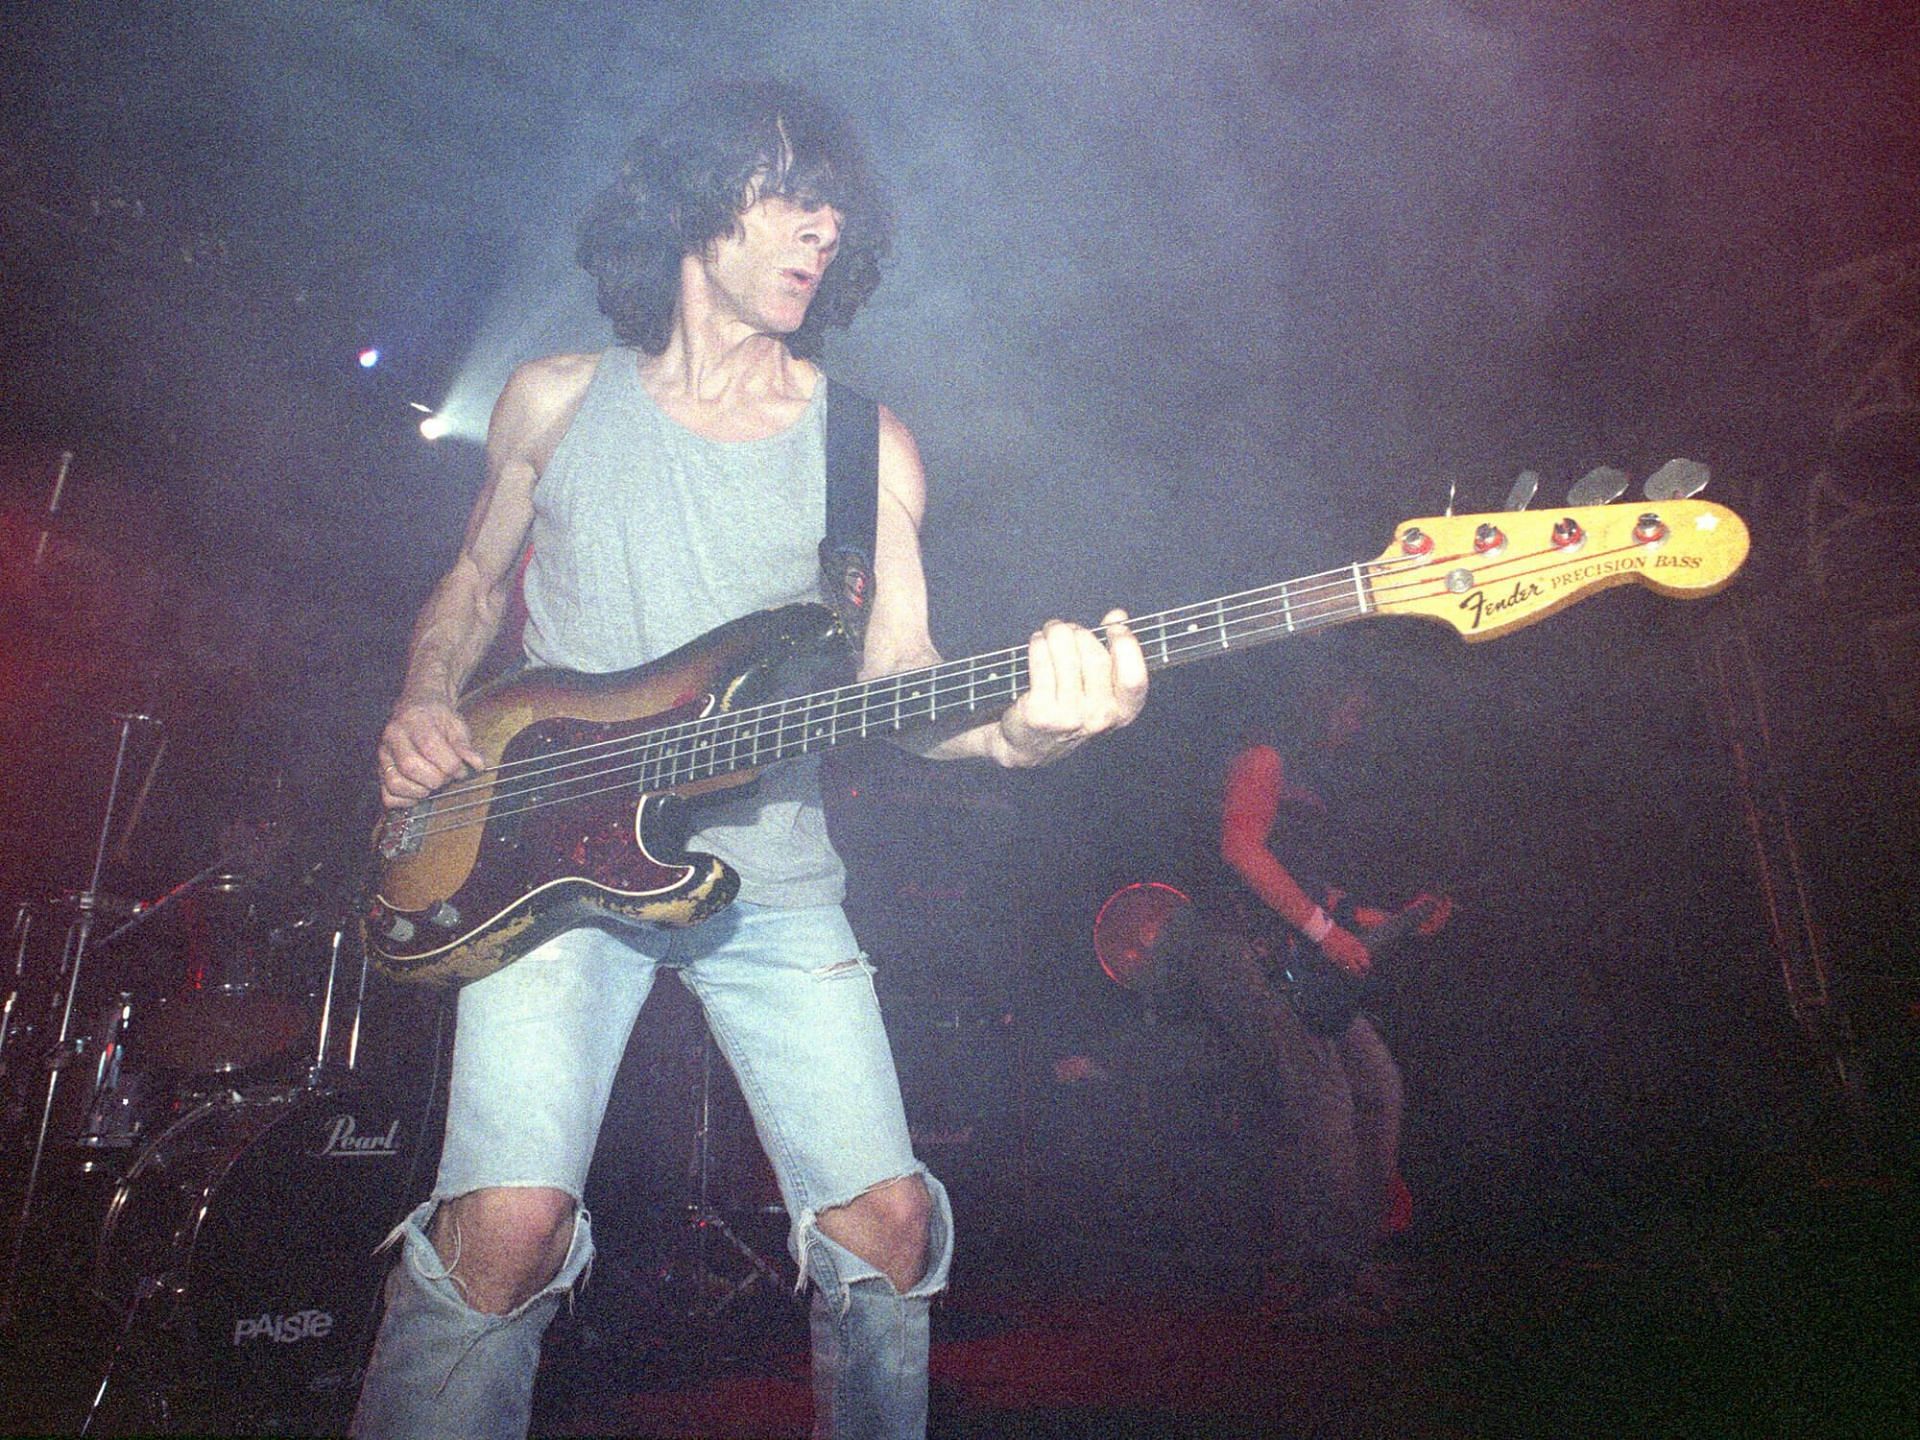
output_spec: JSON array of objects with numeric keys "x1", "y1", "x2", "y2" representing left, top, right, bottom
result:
[{"x1": 522, "y1": 347, "x2": 846, "y2": 908}]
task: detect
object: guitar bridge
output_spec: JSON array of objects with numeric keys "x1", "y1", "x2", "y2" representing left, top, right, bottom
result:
[{"x1": 376, "y1": 801, "x2": 431, "y2": 860}]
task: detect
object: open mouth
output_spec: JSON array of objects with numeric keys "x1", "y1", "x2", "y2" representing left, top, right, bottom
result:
[{"x1": 782, "y1": 268, "x2": 818, "y2": 290}]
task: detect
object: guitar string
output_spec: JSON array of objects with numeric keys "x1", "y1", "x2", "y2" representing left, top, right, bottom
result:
[
  {"x1": 390, "y1": 534, "x2": 1655, "y2": 845},
  {"x1": 415, "y1": 530, "x2": 1574, "y2": 812},
  {"x1": 394, "y1": 561, "x2": 1401, "y2": 826},
  {"x1": 477, "y1": 557, "x2": 1417, "y2": 789},
  {"x1": 393, "y1": 602, "x2": 1372, "y2": 843},
  {"x1": 410, "y1": 510, "x2": 1685, "y2": 808},
  {"x1": 386, "y1": 553, "x2": 1467, "y2": 843},
  {"x1": 401, "y1": 554, "x2": 1430, "y2": 810},
  {"x1": 582, "y1": 531, "x2": 1594, "y2": 788},
  {"x1": 391, "y1": 535, "x2": 1645, "y2": 841}
]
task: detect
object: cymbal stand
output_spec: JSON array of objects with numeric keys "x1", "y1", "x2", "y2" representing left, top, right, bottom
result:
[
  {"x1": 2, "y1": 712, "x2": 159, "y2": 1324},
  {"x1": 306, "y1": 917, "x2": 373, "y2": 1086},
  {"x1": 0, "y1": 904, "x2": 36, "y2": 1084},
  {"x1": 675, "y1": 1031, "x2": 784, "y2": 1322}
]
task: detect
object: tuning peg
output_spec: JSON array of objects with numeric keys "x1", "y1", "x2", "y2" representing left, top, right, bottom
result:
[
  {"x1": 1642, "y1": 458, "x2": 1711, "y2": 501},
  {"x1": 1443, "y1": 476, "x2": 1457, "y2": 518},
  {"x1": 1502, "y1": 469, "x2": 1541, "y2": 512},
  {"x1": 1566, "y1": 465, "x2": 1629, "y2": 507}
]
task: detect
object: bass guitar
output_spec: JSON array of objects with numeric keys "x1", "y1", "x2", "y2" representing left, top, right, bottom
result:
[
  {"x1": 366, "y1": 493, "x2": 1749, "y2": 985},
  {"x1": 1263, "y1": 895, "x2": 1445, "y2": 1036}
]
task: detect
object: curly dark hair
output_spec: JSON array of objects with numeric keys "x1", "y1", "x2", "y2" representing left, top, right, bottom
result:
[{"x1": 576, "y1": 77, "x2": 892, "y2": 359}]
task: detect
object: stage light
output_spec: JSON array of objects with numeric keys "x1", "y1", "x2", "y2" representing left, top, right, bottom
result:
[
  {"x1": 406, "y1": 397, "x2": 481, "y2": 446},
  {"x1": 358, "y1": 347, "x2": 380, "y2": 369}
]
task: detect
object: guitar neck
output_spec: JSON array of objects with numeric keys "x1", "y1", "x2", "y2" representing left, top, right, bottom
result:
[
  {"x1": 647, "y1": 565, "x2": 1375, "y2": 789},
  {"x1": 646, "y1": 493, "x2": 1751, "y2": 790},
  {"x1": 1360, "y1": 897, "x2": 1440, "y2": 959}
]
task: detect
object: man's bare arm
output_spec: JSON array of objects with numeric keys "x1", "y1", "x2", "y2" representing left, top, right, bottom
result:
[
  {"x1": 1220, "y1": 745, "x2": 1372, "y2": 976},
  {"x1": 1220, "y1": 746, "x2": 1318, "y2": 923},
  {"x1": 858, "y1": 406, "x2": 1148, "y2": 768},
  {"x1": 377, "y1": 355, "x2": 594, "y2": 807}
]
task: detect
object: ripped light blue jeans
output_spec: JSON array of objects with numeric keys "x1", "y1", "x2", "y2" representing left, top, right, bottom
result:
[{"x1": 351, "y1": 903, "x2": 952, "y2": 1440}]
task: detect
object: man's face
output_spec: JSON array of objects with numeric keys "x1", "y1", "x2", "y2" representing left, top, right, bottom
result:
[{"x1": 698, "y1": 187, "x2": 843, "y2": 337}]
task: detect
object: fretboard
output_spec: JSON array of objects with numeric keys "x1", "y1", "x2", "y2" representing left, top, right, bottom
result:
[{"x1": 637, "y1": 562, "x2": 1379, "y2": 790}]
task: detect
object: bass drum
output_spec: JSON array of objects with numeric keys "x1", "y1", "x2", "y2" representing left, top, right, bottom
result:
[{"x1": 87, "y1": 1082, "x2": 432, "y2": 1436}]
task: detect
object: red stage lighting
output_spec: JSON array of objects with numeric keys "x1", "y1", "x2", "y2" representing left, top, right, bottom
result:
[{"x1": 1092, "y1": 881, "x2": 1192, "y2": 992}]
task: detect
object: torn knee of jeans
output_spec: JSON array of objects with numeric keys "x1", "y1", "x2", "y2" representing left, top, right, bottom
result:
[
  {"x1": 379, "y1": 1200, "x2": 461, "y2": 1287},
  {"x1": 407, "y1": 1195, "x2": 592, "y2": 1318},
  {"x1": 792, "y1": 1168, "x2": 953, "y2": 1313},
  {"x1": 793, "y1": 1213, "x2": 884, "y2": 1317},
  {"x1": 807, "y1": 953, "x2": 874, "y2": 982}
]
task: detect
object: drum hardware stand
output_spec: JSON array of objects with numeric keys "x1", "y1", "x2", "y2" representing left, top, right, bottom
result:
[
  {"x1": 0, "y1": 903, "x2": 38, "y2": 1085},
  {"x1": 86, "y1": 855, "x2": 233, "y2": 954},
  {"x1": 307, "y1": 924, "x2": 347, "y2": 1086},
  {"x1": 671, "y1": 1031, "x2": 785, "y2": 1323},
  {"x1": 76, "y1": 1272, "x2": 175, "y2": 1437},
  {"x1": 3, "y1": 711, "x2": 160, "y2": 1327},
  {"x1": 306, "y1": 918, "x2": 373, "y2": 1086},
  {"x1": 30, "y1": 450, "x2": 74, "y2": 571}
]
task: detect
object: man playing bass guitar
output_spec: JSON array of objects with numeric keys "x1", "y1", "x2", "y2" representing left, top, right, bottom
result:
[
  {"x1": 1191, "y1": 677, "x2": 1450, "y2": 1329},
  {"x1": 355, "y1": 78, "x2": 1147, "y2": 1440}
]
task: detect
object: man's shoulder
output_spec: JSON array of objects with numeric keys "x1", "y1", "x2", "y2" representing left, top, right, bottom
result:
[
  {"x1": 1225, "y1": 742, "x2": 1285, "y2": 788},
  {"x1": 493, "y1": 351, "x2": 604, "y2": 431},
  {"x1": 486, "y1": 352, "x2": 607, "y2": 459},
  {"x1": 510, "y1": 350, "x2": 604, "y2": 397}
]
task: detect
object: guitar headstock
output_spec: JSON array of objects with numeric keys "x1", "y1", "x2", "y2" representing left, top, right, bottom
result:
[{"x1": 1367, "y1": 498, "x2": 1749, "y2": 641}]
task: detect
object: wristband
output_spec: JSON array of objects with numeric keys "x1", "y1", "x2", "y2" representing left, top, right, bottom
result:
[{"x1": 1301, "y1": 906, "x2": 1334, "y2": 944}]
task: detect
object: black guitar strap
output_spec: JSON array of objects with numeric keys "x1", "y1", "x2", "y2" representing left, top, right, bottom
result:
[{"x1": 821, "y1": 378, "x2": 880, "y2": 650}]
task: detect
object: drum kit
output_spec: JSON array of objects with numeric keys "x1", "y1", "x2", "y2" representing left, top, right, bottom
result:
[{"x1": 0, "y1": 713, "x2": 443, "y2": 1437}]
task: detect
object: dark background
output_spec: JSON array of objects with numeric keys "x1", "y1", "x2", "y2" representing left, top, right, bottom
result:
[{"x1": 3, "y1": 1, "x2": 1916, "y2": 1257}]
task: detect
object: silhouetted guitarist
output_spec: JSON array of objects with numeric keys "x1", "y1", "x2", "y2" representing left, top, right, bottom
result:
[{"x1": 1191, "y1": 678, "x2": 1450, "y2": 1328}]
